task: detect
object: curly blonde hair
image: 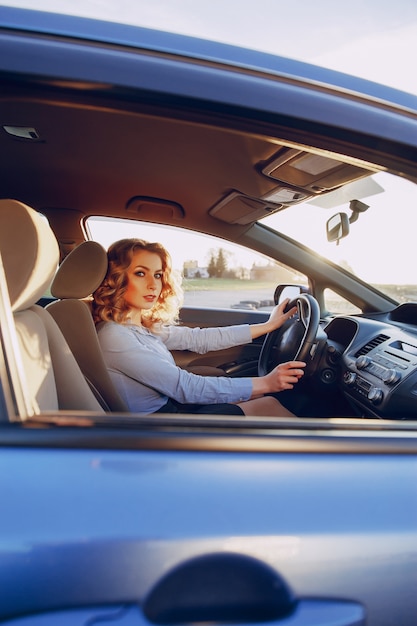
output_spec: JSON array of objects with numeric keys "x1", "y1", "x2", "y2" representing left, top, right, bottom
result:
[{"x1": 92, "y1": 238, "x2": 183, "y2": 328}]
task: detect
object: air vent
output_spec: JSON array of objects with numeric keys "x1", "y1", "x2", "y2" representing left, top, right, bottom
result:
[{"x1": 355, "y1": 334, "x2": 389, "y2": 357}]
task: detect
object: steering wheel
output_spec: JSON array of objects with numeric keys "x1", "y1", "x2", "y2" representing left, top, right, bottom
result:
[{"x1": 258, "y1": 294, "x2": 321, "y2": 377}]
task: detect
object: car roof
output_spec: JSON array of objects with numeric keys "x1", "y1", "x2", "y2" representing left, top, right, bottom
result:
[{"x1": 1, "y1": 5, "x2": 417, "y2": 114}]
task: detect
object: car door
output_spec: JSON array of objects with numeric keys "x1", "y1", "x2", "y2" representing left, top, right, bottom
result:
[
  {"x1": 1, "y1": 419, "x2": 417, "y2": 626},
  {"x1": 176, "y1": 305, "x2": 268, "y2": 375}
]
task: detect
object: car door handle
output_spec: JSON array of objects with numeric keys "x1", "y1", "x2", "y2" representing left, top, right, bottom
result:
[{"x1": 142, "y1": 553, "x2": 365, "y2": 626}]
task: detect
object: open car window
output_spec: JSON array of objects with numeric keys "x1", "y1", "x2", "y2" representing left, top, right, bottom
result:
[{"x1": 86, "y1": 218, "x2": 308, "y2": 312}]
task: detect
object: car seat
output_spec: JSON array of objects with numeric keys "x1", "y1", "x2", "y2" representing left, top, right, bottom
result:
[
  {"x1": 47, "y1": 241, "x2": 128, "y2": 411},
  {"x1": 0, "y1": 199, "x2": 104, "y2": 417}
]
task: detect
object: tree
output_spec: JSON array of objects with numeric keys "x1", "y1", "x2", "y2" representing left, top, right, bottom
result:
[
  {"x1": 207, "y1": 253, "x2": 217, "y2": 278},
  {"x1": 206, "y1": 247, "x2": 230, "y2": 278},
  {"x1": 216, "y1": 248, "x2": 227, "y2": 277}
]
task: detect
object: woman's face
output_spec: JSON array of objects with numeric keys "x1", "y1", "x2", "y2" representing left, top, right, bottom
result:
[{"x1": 123, "y1": 249, "x2": 163, "y2": 314}]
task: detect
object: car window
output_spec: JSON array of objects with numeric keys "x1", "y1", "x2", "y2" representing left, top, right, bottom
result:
[
  {"x1": 324, "y1": 288, "x2": 361, "y2": 315},
  {"x1": 261, "y1": 171, "x2": 417, "y2": 305},
  {"x1": 86, "y1": 217, "x2": 307, "y2": 311}
]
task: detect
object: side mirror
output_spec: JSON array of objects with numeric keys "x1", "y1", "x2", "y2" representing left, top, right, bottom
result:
[
  {"x1": 326, "y1": 212, "x2": 350, "y2": 243},
  {"x1": 274, "y1": 284, "x2": 310, "y2": 305}
]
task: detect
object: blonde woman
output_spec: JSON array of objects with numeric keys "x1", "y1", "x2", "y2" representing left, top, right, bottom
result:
[{"x1": 93, "y1": 238, "x2": 305, "y2": 416}]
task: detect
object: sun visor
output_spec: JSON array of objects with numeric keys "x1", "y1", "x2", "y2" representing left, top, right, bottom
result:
[{"x1": 308, "y1": 176, "x2": 384, "y2": 209}]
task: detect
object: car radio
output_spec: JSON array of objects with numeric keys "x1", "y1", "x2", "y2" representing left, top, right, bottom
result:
[{"x1": 344, "y1": 339, "x2": 417, "y2": 406}]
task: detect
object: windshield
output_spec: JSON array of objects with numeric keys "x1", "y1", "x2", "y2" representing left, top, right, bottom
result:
[{"x1": 260, "y1": 171, "x2": 417, "y2": 304}]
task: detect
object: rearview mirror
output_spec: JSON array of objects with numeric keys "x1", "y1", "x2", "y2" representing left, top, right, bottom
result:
[{"x1": 326, "y1": 212, "x2": 350, "y2": 243}]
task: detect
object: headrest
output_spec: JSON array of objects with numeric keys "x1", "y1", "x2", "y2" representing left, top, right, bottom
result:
[
  {"x1": 51, "y1": 240, "x2": 108, "y2": 299},
  {"x1": 0, "y1": 199, "x2": 60, "y2": 312}
]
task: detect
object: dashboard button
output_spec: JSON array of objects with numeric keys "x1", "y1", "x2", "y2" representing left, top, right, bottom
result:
[
  {"x1": 368, "y1": 387, "x2": 383, "y2": 404},
  {"x1": 381, "y1": 369, "x2": 401, "y2": 385},
  {"x1": 356, "y1": 355, "x2": 371, "y2": 369},
  {"x1": 344, "y1": 371, "x2": 357, "y2": 385}
]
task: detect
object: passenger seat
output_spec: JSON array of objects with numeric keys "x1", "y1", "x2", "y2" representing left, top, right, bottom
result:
[{"x1": 47, "y1": 241, "x2": 128, "y2": 412}]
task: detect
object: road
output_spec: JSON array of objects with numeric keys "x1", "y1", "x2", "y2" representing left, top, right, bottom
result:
[{"x1": 183, "y1": 287, "x2": 275, "y2": 310}]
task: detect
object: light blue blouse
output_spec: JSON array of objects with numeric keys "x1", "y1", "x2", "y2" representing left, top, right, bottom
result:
[{"x1": 97, "y1": 321, "x2": 254, "y2": 413}]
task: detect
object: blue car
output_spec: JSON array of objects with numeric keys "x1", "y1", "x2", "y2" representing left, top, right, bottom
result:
[{"x1": 0, "y1": 6, "x2": 417, "y2": 625}]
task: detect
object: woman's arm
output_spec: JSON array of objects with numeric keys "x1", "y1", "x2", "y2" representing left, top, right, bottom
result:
[
  {"x1": 98, "y1": 322, "x2": 305, "y2": 409},
  {"x1": 249, "y1": 299, "x2": 297, "y2": 340},
  {"x1": 160, "y1": 323, "x2": 251, "y2": 353},
  {"x1": 161, "y1": 299, "x2": 296, "y2": 352},
  {"x1": 98, "y1": 322, "x2": 253, "y2": 407}
]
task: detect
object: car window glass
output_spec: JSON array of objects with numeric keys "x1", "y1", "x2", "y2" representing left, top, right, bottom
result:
[
  {"x1": 261, "y1": 172, "x2": 417, "y2": 305},
  {"x1": 324, "y1": 288, "x2": 361, "y2": 315},
  {"x1": 86, "y1": 217, "x2": 307, "y2": 310}
]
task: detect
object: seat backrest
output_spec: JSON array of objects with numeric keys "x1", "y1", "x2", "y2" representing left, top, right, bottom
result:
[
  {"x1": 0, "y1": 199, "x2": 104, "y2": 416},
  {"x1": 47, "y1": 241, "x2": 128, "y2": 412}
]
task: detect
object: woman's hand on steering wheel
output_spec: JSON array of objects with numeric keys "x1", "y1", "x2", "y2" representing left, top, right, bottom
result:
[
  {"x1": 249, "y1": 298, "x2": 298, "y2": 340},
  {"x1": 267, "y1": 298, "x2": 298, "y2": 332},
  {"x1": 258, "y1": 294, "x2": 321, "y2": 377},
  {"x1": 251, "y1": 360, "x2": 306, "y2": 397}
]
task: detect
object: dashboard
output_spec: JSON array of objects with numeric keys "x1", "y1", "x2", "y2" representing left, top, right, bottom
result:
[{"x1": 324, "y1": 304, "x2": 417, "y2": 419}]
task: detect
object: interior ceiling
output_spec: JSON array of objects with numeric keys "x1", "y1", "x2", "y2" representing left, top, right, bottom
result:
[
  {"x1": 0, "y1": 95, "x2": 280, "y2": 209},
  {"x1": 0, "y1": 86, "x2": 375, "y2": 239}
]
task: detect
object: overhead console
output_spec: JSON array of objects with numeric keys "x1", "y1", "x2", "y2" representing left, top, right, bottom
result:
[
  {"x1": 209, "y1": 191, "x2": 283, "y2": 225},
  {"x1": 209, "y1": 146, "x2": 374, "y2": 225},
  {"x1": 260, "y1": 148, "x2": 372, "y2": 194}
]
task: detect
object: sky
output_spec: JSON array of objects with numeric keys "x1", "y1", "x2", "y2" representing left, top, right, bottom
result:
[{"x1": 2, "y1": 0, "x2": 417, "y2": 94}]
